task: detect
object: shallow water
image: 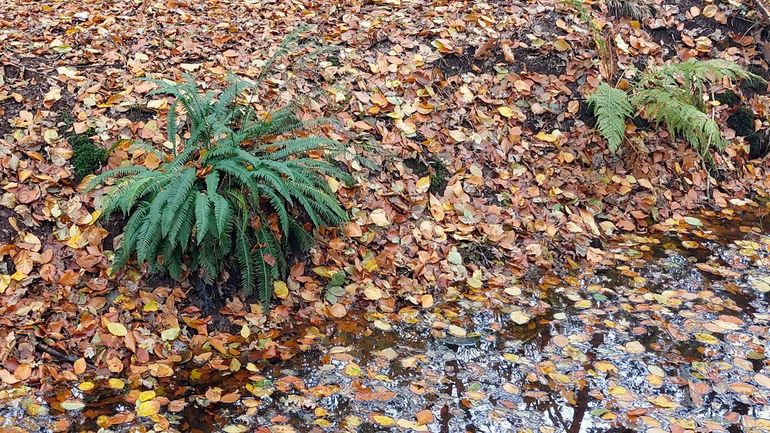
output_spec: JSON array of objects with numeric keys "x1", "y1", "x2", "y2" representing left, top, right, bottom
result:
[{"x1": 3, "y1": 211, "x2": 770, "y2": 433}]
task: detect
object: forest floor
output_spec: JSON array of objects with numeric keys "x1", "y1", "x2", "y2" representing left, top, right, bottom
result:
[{"x1": 2, "y1": 0, "x2": 770, "y2": 432}]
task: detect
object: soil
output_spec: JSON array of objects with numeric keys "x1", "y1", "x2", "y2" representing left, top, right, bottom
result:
[
  {"x1": 436, "y1": 43, "x2": 566, "y2": 78},
  {"x1": 404, "y1": 155, "x2": 451, "y2": 196},
  {"x1": 436, "y1": 46, "x2": 508, "y2": 77},
  {"x1": 511, "y1": 46, "x2": 567, "y2": 76},
  {"x1": 0, "y1": 206, "x2": 16, "y2": 246}
]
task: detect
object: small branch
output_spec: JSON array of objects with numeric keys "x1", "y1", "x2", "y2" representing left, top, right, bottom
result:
[{"x1": 35, "y1": 342, "x2": 78, "y2": 364}]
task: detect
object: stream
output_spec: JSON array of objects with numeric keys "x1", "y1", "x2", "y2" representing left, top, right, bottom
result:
[{"x1": 2, "y1": 210, "x2": 770, "y2": 433}]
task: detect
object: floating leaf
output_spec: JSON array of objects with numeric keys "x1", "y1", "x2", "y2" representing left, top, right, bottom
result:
[
  {"x1": 509, "y1": 311, "x2": 531, "y2": 325},
  {"x1": 61, "y1": 400, "x2": 85, "y2": 411}
]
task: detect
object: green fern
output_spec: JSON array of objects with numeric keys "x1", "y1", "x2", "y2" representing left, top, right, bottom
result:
[
  {"x1": 586, "y1": 58, "x2": 764, "y2": 161},
  {"x1": 88, "y1": 33, "x2": 352, "y2": 310},
  {"x1": 587, "y1": 83, "x2": 633, "y2": 153}
]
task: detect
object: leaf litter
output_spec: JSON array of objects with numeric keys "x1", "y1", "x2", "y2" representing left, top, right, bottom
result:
[{"x1": 1, "y1": 0, "x2": 770, "y2": 432}]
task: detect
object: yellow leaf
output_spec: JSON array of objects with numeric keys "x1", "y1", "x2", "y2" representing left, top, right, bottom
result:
[
  {"x1": 138, "y1": 390, "x2": 156, "y2": 402},
  {"x1": 108, "y1": 378, "x2": 125, "y2": 389},
  {"x1": 549, "y1": 372, "x2": 570, "y2": 383},
  {"x1": 230, "y1": 358, "x2": 241, "y2": 372},
  {"x1": 136, "y1": 400, "x2": 160, "y2": 417},
  {"x1": 609, "y1": 385, "x2": 628, "y2": 396},
  {"x1": 61, "y1": 399, "x2": 85, "y2": 411},
  {"x1": 431, "y1": 39, "x2": 453, "y2": 53},
  {"x1": 78, "y1": 381, "x2": 95, "y2": 391},
  {"x1": 329, "y1": 303, "x2": 347, "y2": 318},
  {"x1": 240, "y1": 324, "x2": 251, "y2": 339},
  {"x1": 416, "y1": 176, "x2": 431, "y2": 193},
  {"x1": 0, "y1": 275, "x2": 11, "y2": 294},
  {"x1": 143, "y1": 300, "x2": 158, "y2": 312},
  {"x1": 594, "y1": 361, "x2": 617, "y2": 373},
  {"x1": 312, "y1": 267, "x2": 334, "y2": 278},
  {"x1": 574, "y1": 299, "x2": 592, "y2": 309},
  {"x1": 373, "y1": 415, "x2": 395, "y2": 426},
  {"x1": 498, "y1": 106, "x2": 514, "y2": 118},
  {"x1": 161, "y1": 327, "x2": 180, "y2": 341},
  {"x1": 448, "y1": 325, "x2": 466, "y2": 337},
  {"x1": 536, "y1": 131, "x2": 558, "y2": 143},
  {"x1": 648, "y1": 395, "x2": 679, "y2": 408},
  {"x1": 625, "y1": 341, "x2": 645, "y2": 354},
  {"x1": 703, "y1": 4, "x2": 717, "y2": 17},
  {"x1": 448, "y1": 129, "x2": 467, "y2": 142},
  {"x1": 751, "y1": 276, "x2": 770, "y2": 293},
  {"x1": 694, "y1": 333, "x2": 719, "y2": 345},
  {"x1": 107, "y1": 322, "x2": 128, "y2": 337},
  {"x1": 274, "y1": 281, "x2": 289, "y2": 299},
  {"x1": 553, "y1": 39, "x2": 571, "y2": 52},
  {"x1": 344, "y1": 363, "x2": 361, "y2": 377}
]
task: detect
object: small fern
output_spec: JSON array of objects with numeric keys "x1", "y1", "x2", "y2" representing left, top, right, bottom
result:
[
  {"x1": 586, "y1": 58, "x2": 764, "y2": 162},
  {"x1": 587, "y1": 83, "x2": 633, "y2": 153},
  {"x1": 88, "y1": 34, "x2": 351, "y2": 311}
]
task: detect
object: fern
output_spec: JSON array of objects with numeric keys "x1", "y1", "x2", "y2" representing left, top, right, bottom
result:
[
  {"x1": 586, "y1": 59, "x2": 764, "y2": 162},
  {"x1": 87, "y1": 34, "x2": 352, "y2": 311},
  {"x1": 633, "y1": 89, "x2": 726, "y2": 154},
  {"x1": 587, "y1": 83, "x2": 633, "y2": 153}
]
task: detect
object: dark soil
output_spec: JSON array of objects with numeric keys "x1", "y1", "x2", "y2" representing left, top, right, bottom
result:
[
  {"x1": 112, "y1": 105, "x2": 157, "y2": 123},
  {"x1": 0, "y1": 206, "x2": 16, "y2": 246},
  {"x1": 511, "y1": 46, "x2": 566, "y2": 76},
  {"x1": 1, "y1": 60, "x2": 77, "y2": 138},
  {"x1": 404, "y1": 155, "x2": 451, "y2": 196},
  {"x1": 437, "y1": 43, "x2": 566, "y2": 78},
  {"x1": 436, "y1": 46, "x2": 507, "y2": 77},
  {"x1": 727, "y1": 106, "x2": 756, "y2": 137}
]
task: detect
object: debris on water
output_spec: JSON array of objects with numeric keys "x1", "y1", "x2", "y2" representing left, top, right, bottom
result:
[{"x1": 2, "y1": 211, "x2": 770, "y2": 432}]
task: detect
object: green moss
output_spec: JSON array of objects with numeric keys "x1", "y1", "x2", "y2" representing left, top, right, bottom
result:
[
  {"x1": 68, "y1": 129, "x2": 108, "y2": 180},
  {"x1": 714, "y1": 90, "x2": 740, "y2": 107}
]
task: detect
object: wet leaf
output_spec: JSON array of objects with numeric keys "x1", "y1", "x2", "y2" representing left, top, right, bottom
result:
[
  {"x1": 509, "y1": 311, "x2": 531, "y2": 325},
  {"x1": 136, "y1": 400, "x2": 160, "y2": 417},
  {"x1": 372, "y1": 414, "x2": 395, "y2": 426},
  {"x1": 61, "y1": 400, "x2": 85, "y2": 411}
]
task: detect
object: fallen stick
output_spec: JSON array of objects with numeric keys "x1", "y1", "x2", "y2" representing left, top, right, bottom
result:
[{"x1": 35, "y1": 342, "x2": 78, "y2": 364}]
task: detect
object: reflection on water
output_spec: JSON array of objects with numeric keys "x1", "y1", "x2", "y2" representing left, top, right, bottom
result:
[{"x1": 2, "y1": 211, "x2": 770, "y2": 432}]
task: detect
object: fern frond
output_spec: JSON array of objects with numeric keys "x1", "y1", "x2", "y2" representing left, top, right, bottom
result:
[
  {"x1": 587, "y1": 83, "x2": 633, "y2": 153},
  {"x1": 634, "y1": 88, "x2": 726, "y2": 154},
  {"x1": 235, "y1": 218, "x2": 255, "y2": 296},
  {"x1": 194, "y1": 192, "x2": 212, "y2": 244}
]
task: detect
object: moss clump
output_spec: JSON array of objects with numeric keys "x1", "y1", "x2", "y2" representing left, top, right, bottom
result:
[
  {"x1": 714, "y1": 90, "x2": 740, "y2": 107},
  {"x1": 404, "y1": 155, "x2": 451, "y2": 195},
  {"x1": 68, "y1": 129, "x2": 108, "y2": 180},
  {"x1": 748, "y1": 131, "x2": 770, "y2": 160},
  {"x1": 727, "y1": 107, "x2": 756, "y2": 137}
]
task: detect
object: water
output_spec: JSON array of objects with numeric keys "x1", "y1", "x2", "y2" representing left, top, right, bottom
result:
[{"x1": 2, "y1": 210, "x2": 770, "y2": 432}]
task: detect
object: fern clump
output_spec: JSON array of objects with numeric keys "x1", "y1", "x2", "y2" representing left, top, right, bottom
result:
[
  {"x1": 88, "y1": 49, "x2": 350, "y2": 308},
  {"x1": 586, "y1": 59, "x2": 764, "y2": 162}
]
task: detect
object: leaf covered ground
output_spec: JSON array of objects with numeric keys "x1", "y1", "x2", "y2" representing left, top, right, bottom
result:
[{"x1": 2, "y1": 0, "x2": 770, "y2": 432}]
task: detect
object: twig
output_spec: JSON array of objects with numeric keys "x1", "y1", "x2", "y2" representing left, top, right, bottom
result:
[{"x1": 35, "y1": 342, "x2": 78, "y2": 364}]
